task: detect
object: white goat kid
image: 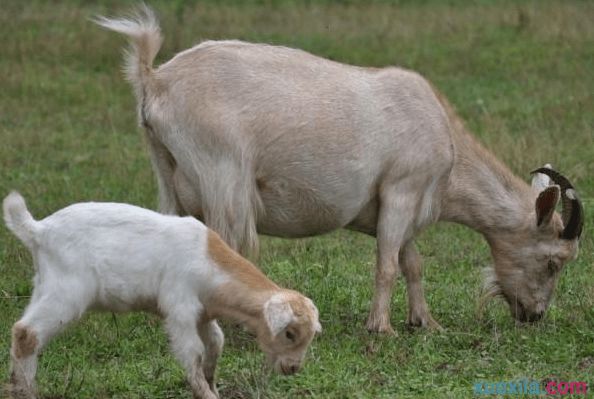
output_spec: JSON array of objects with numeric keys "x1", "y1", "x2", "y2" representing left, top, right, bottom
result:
[
  {"x1": 95, "y1": 6, "x2": 583, "y2": 335},
  {"x1": 3, "y1": 192, "x2": 321, "y2": 399}
]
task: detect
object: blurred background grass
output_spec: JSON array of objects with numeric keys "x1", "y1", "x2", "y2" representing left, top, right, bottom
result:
[{"x1": 1, "y1": 1, "x2": 593, "y2": 398}]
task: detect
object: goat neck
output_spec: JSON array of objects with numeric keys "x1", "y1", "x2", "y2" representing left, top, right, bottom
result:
[
  {"x1": 439, "y1": 121, "x2": 533, "y2": 236},
  {"x1": 203, "y1": 229, "x2": 279, "y2": 331}
]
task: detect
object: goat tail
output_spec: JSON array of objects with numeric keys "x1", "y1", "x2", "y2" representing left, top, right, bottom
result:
[
  {"x1": 3, "y1": 191, "x2": 38, "y2": 249},
  {"x1": 93, "y1": 4, "x2": 162, "y2": 102}
]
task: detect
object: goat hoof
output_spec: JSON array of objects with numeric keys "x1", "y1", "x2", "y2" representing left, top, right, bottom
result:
[
  {"x1": 377, "y1": 325, "x2": 396, "y2": 335},
  {"x1": 427, "y1": 318, "x2": 443, "y2": 331},
  {"x1": 407, "y1": 315, "x2": 442, "y2": 331},
  {"x1": 365, "y1": 317, "x2": 395, "y2": 335}
]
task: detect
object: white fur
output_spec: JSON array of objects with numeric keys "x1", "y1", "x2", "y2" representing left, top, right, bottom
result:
[
  {"x1": 3, "y1": 192, "x2": 320, "y2": 399},
  {"x1": 531, "y1": 163, "x2": 553, "y2": 191}
]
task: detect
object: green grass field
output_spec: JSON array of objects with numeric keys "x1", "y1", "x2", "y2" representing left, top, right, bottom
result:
[{"x1": 1, "y1": 1, "x2": 593, "y2": 398}]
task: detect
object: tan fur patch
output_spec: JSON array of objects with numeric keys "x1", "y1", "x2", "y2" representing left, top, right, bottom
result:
[
  {"x1": 279, "y1": 292, "x2": 318, "y2": 349},
  {"x1": 207, "y1": 229, "x2": 277, "y2": 291},
  {"x1": 12, "y1": 323, "x2": 38, "y2": 359}
]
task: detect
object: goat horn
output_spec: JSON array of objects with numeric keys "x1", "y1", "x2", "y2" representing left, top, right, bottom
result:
[{"x1": 530, "y1": 167, "x2": 584, "y2": 240}]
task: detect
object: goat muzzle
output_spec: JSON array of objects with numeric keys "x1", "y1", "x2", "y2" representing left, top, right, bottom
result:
[{"x1": 274, "y1": 358, "x2": 301, "y2": 376}]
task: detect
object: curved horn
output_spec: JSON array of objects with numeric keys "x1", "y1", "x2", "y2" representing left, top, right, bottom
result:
[{"x1": 531, "y1": 167, "x2": 584, "y2": 239}]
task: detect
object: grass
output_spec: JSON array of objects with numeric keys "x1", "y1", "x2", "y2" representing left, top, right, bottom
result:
[{"x1": 1, "y1": 0, "x2": 593, "y2": 398}]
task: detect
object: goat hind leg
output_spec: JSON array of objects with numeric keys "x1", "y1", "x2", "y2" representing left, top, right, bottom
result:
[
  {"x1": 9, "y1": 324, "x2": 39, "y2": 399},
  {"x1": 146, "y1": 133, "x2": 184, "y2": 215},
  {"x1": 9, "y1": 297, "x2": 84, "y2": 399}
]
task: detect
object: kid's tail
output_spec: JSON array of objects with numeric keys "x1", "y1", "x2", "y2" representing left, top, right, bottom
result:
[
  {"x1": 3, "y1": 191, "x2": 37, "y2": 249},
  {"x1": 93, "y1": 4, "x2": 162, "y2": 103}
]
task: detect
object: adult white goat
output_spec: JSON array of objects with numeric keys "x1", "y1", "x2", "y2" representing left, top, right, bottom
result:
[
  {"x1": 95, "y1": 6, "x2": 583, "y2": 334},
  {"x1": 3, "y1": 191, "x2": 321, "y2": 399}
]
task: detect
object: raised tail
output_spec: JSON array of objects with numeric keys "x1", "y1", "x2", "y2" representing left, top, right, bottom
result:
[
  {"x1": 3, "y1": 191, "x2": 37, "y2": 249},
  {"x1": 93, "y1": 4, "x2": 162, "y2": 103}
]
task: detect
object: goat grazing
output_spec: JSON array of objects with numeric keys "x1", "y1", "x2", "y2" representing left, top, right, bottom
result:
[
  {"x1": 95, "y1": 6, "x2": 583, "y2": 334},
  {"x1": 3, "y1": 191, "x2": 321, "y2": 399}
]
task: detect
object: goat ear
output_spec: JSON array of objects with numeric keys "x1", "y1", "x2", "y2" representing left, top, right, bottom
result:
[
  {"x1": 535, "y1": 185, "x2": 560, "y2": 227},
  {"x1": 306, "y1": 298, "x2": 322, "y2": 333},
  {"x1": 263, "y1": 294, "x2": 295, "y2": 337},
  {"x1": 313, "y1": 319, "x2": 322, "y2": 333}
]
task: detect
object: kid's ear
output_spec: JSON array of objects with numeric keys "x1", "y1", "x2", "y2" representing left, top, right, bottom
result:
[
  {"x1": 264, "y1": 293, "x2": 296, "y2": 336},
  {"x1": 306, "y1": 298, "x2": 322, "y2": 333}
]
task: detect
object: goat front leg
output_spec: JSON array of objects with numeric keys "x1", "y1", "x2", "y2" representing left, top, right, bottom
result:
[
  {"x1": 366, "y1": 232, "x2": 398, "y2": 335},
  {"x1": 197, "y1": 321, "x2": 224, "y2": 397},
  {"x1": 366, "y1": 186, "x2": 414, "y2": 335},
  {"x1": 400, "y1": 241, "x2": 442, "y2": 330},
  {"x1": 166, "y1": 315, "x2": 218, "y2": 399}
]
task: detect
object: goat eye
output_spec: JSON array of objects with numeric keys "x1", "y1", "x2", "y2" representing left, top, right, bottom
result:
[{"x1": 285, "y1": 330, "x2": 296, "y2": 342}]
